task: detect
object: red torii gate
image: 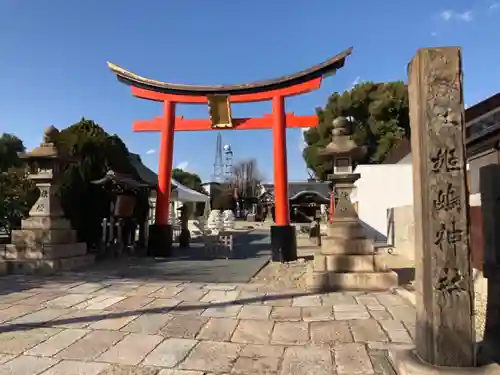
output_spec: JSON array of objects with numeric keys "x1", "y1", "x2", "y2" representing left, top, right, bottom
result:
[{"x1": 108, "y1": 47, "x2": 352, "y2": 258}]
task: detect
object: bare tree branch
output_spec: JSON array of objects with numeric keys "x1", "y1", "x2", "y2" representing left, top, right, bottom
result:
[{"x1": 231, "y1": 158, "x2": 263, "y2": 198}]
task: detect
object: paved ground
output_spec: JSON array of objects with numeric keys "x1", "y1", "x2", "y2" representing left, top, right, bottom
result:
[
  {"x1": 91, "y1": 230, "x2": 272, "y2": 284},
  {"x1": 0, "y1": 268, "x2": 416, "y2": 375}
]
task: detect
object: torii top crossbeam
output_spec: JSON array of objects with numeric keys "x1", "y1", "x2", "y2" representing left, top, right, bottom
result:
[
  {"x1": 107, "y1": 47, "x2": 352, "y2": 132},
  {"x1": 108, "y1": 47, "x2": 351, "y2": 96},
  {"x1": 107, "y1": 47, "x2": 352, "y2": 247}
]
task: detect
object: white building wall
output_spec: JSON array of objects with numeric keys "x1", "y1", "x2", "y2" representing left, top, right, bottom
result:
[
  {"x1": 353, "y1": 154, "x2": 474, "y2": 245},
  {"x1": 353, "y1": 164, "x2": 414, "y2": 242}
]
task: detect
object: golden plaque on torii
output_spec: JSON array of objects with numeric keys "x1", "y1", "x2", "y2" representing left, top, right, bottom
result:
[{"x1": 207, "y1": 95, "x2": 233, "y2": 129}]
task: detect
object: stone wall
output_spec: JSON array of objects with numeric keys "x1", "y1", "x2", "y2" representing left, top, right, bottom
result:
[
  {"x1": 389, "y1": 198, "x2": 484, "y2": 267},
  {"x1": 387, "y1": 205, "x2": 415, "y2": 261},
  {"x1": 389, "y1": 202, "x2": 487, "y2": 301}
]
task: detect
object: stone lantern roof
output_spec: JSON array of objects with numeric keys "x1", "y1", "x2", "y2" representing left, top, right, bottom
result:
[
  {"x1": 318, "y1": 116, "x2": 367, "y2": 162},
  {"x1": 18, "y1": 126, "x2": 61, "y2": 160}
]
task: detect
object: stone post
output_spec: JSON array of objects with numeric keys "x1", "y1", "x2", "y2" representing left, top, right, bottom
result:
[{"x1": 409, "y1": 47, "x2": 475, "y2": 366}]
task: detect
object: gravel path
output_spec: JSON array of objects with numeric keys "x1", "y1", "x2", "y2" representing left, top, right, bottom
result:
[{"x1": 251, "y1": 237, "x2": 315, "y2": 290}]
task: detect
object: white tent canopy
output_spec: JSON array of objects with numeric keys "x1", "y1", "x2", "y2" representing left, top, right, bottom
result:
[{"x1": 171, "y1": 179, "x2": 210, "y2": 203}]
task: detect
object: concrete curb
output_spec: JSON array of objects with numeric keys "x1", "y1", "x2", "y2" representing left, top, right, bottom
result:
[
  {"x1": 394, "y1": 287, "x2": 416, "y2": 306},
  {"x1": 250, "y1": 257, "x2": 271, "y2": 280}
]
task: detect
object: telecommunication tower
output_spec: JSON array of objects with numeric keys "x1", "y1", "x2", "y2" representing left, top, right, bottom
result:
[
  {"x1": 211, "y1": 133, "x2": 224, "y2": 182},
  {"x1": 223, "y1": 144, "x2": 233, "y2": 181}
]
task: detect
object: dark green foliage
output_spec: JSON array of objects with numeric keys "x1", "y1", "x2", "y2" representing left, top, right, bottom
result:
[
  {"x1": 0, "y1": 134, "x2": 38, "y2": 236},
  {"x1": 0, "y1": 133, "x2": 25, "y2": 172},
  {"x1": 303, "y1": 81, "x2": 410, "y2": 181},
  {"x1": 56, "y1": 118, "x2": 140, "y2": 248}
]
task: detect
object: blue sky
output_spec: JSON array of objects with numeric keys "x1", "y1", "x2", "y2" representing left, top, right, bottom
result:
[{"x1": 1, "y1": 0, "x2": 499, "y2": 182}]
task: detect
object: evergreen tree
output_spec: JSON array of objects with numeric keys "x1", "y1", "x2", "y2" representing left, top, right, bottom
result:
[{"x1": 303, "y1": 81, "x2": 409, "y2": 180}]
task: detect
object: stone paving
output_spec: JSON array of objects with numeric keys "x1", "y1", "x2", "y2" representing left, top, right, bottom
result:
[{"x1": 0, "y1": 272, "x2": 416, "y2": 375}]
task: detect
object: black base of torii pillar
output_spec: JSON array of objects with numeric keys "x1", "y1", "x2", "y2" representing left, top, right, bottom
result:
[{"x1": 271, "y1": 225, "x2": 297, "y2": 262}]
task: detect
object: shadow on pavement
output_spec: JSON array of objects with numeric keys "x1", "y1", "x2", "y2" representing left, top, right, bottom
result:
[{"x1": 0, "y1": 290, "x2": 319, "y2": 334}]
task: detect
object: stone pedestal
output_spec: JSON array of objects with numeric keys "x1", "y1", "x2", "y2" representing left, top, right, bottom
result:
[
  {"x1": 307, "y1": 218, "x2": 398, "y2": 291},
  {"x1": 307, "y1": 169, "x2": 397, "y2": 291},
  {"x1": 3, "y1": 215, "x2": 93, "y2": 275}
]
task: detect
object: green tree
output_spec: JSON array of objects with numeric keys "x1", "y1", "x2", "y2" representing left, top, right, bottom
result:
[
  {"x1": 0, "y1": 134, "x2": 38, "y2": 236},
  {"x1": 303, "y1": 81, "x2": 409, "y2": 180},
  {"x1": 0, "y1": 133, "x2": 25, "y2": 172},
  {"x1": 56, "y1": 118, "x2": 141, "y2": 247}
]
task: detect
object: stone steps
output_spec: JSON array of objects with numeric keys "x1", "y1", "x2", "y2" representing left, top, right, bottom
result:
[
  {"x1": 10, "y1": 228, "x2": 77, "y2": 245},
  {"x1": 2, "y1": 243, "x2": 87, "y2": 260},
  {"x1": 307, "y1": 220, "x2": 398, "y2": 292},
  {"x1": 313, "y1": 254, "x2": 388, "y2": 272},
  {"x1": 326, "y1": 222, "x2": 367, "y2": 239},
  {"x1": 4, "y1": 254, "x2": 95, "y2": 275},
  {"x1": 321, "y1": 238, "x2": 374, "y2": 255},
  {"x1": 307, "y1": 265, "x2": 399, "y2": 292}
]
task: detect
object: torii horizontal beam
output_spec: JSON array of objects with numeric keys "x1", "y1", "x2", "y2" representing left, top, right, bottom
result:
[{"x1": 133, "y1": 113, "x2": 318, "y2": 132}]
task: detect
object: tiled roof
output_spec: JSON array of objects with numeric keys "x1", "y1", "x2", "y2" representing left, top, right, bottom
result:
[
  {"x1": 128, "y1": 153, "x2": 158, "y2": 186},
  {"x1": 262, "y1": 181, "x2": 331, "y2": 200}
]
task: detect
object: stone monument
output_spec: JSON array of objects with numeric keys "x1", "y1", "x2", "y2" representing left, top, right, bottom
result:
[
  {"x1": 2, "y1": 126, "x2": 94, "y2": 274},
  {"x1": 389, "y1": 47, "x2": 498, "y2": 373},
  {"x1": 306, "y1": 116, "x2": 398, "y2": 291}
]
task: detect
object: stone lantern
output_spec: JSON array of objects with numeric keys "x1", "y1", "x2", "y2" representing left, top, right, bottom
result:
[
  {"x1": 319, "y1": 116, "x2": 367, "y2": 218},
  {"x1": 306, "y1": 117, "x2": 398, "y2": 291},
  {"x1": 3, "y1": 126, "x2": 94, "y2": 274}
]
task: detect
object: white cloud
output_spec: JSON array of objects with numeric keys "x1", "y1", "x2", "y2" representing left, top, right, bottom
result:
[
  {"x1": 431, "y1": 31, "x2": 438, "y2": 37},
  {"x1": 176, "y1": 161, "x2": 189, "y2": 170},
  {"x1": 490, "y1": 3, "x2": 499, "y2": 10},
  {"x1": 439, "y1": 9, "x2": 473, "y2": 22},
  {"x1": 440, "y1": 10, "x2": 453, "y2": 21},
  {"x1": 298, "y1": 128, "x2": 308, "y2": 153},
  {"x1": 456, "y1": 10, "x2": 473, "y2": 22},
  {"x1": 145, "y1": 149, "x2": 156, "y2": 155}
]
